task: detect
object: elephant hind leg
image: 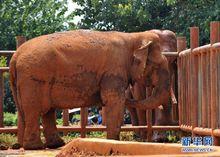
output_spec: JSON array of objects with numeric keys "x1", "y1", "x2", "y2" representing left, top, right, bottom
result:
[
  {"x1": 23, "y1": 111, "x2": 44, "y2": 150},
  {"x1": 19, "y1": 80, "x2": 44, "y2": 150},
  {"x1": 42, "y1": 109, "x2": 65, "y2": 148}
]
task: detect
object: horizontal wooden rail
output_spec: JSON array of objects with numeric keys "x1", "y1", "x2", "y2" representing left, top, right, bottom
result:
[
  {"x1": 0, "y1": 51, "x2": 179, "y2": 57},
  {"x1": 162, "y1": 51, "x2": 179, "y2": 57},
  {"x1": 0, "y1": 125, "x2": 180, "y2": 134},
  {"x1": 0, "y1": 67, "x2": 9, "y2": 72}
]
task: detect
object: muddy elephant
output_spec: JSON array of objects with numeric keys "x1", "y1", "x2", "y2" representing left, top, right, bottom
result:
[
  {"x1": 9, "y1": 30, "x2": 170, "y2": 150},
  {"x1": 126, "y1": 30, "x2": 178, "y2": 141}
]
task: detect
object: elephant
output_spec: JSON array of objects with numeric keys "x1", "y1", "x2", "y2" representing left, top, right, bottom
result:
[
  {"x1": 126, "y1": 29, "x2": 178, "y2": 141},
  {"x1": 9, "y1": 30, "x2": 170, "y2": 150}
]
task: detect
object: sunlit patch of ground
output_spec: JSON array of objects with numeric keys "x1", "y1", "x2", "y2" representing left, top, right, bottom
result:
[{"x1": 0, "y1": 148, "x2": 60, "y2": 157}]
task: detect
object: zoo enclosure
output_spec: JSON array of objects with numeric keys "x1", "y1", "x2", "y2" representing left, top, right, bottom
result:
[{"x1": 0, "y1": 21, "x2": 219, "y2": 144}]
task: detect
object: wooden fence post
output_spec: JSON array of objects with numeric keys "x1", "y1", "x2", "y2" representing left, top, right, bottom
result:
[
  {"x1": 177, "y1": 37, "x2": 187, "y2": 127},
  {"x1": 0, "y1": 71, "x2": 4, "y2": 127},
  {"x1": 62, "y1": 109, "x2": 69, "y2": 126},
  {"x1": 210, "y1": 21, "x2": 220, "y2": 145},
  {"x1": 15, "y1": 36, "x2": 26, "y2": 145},
  {"x1": 80, "y1": 107, "x2": 88, "y2": 138},
  {"x1": 102, "y1": 107, "x2": 106, "y2": 125},
  {"x1": 190, "y1": 27, "x2": 199, "y2": 137}
]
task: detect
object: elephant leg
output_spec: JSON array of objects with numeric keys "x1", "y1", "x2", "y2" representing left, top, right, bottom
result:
[
  {"x1": 101, "y1": 77, "x2": 125, "y2": 140},
  {"x1": 23, "y1": 108, "x2": 44, "y2": 149},
  {"x1": 17, "y1": 111, "x2": 25, "y2": 147},
  {"x1": 42, "y1": 109, "x2": 65, "y2": 148},
  {"x1": 19, "y1": 80, "x2": 44, "y2": 150},
  {"x1": 133, "y1": 83, "x2": 147, "y2": 140},
  {"x1": 102, "y1": 91, "x2": 125, "y2": 139}
]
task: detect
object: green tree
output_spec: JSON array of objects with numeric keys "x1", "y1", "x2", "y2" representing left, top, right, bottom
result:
[
  {"x1": 0, "y1": 0, "x2": 69, "y2": 113},
  {"x1": 71, "y1": 0, "x2": 220, "y2": 44},
  {"x1": 164, "y1": 0, "x2": 220, "y2": 45},
  {"x1": 0, "y1": 0, "x2": 69, "y2": 50},
  {"x1": 72, "y1": 0, "x2": 172, "y2": 32}
]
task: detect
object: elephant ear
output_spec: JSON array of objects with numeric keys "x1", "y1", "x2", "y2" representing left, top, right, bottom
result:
[
  {"x1": 133, "y1": 41, "x2": 152, "y2": 70},
  {"x1": 131, "y1": 40, "x2": 153, "y2": 82}
]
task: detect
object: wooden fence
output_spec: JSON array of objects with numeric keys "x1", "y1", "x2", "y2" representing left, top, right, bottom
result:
[
  {"x1": 0, "y1": 21, "x2": 219, "y2": 144},
  {"x1": 178, "y1": 21, "x2": 220, "y2": 145}
]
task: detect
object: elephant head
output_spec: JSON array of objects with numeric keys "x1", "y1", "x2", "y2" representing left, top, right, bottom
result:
[{"x1": 128, "y1": 32, "x2": 170, "y2": 110}]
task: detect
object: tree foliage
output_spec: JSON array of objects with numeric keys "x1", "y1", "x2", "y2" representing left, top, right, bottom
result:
[
  {"x1": 0, "y1": 0, "x2": 68, "y2": 50},
  {"x1": 0, "y1": 0, "x2": 69, "y2": 113},
  {"x1": 72, "y1": 0, "x2": 220, "y2": 45},
  {"x1": 72, "y1": 0, "x2": 171, "y2": 32}
]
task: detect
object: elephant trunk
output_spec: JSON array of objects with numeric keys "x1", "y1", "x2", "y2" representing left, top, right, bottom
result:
[{"x1": 126, "y1": 66, "x2": 170, "y2": 110}]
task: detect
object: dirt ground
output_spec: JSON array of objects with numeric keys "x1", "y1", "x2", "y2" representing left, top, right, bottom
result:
[{"x1": 0, "y1": 148, "x2": 60, "y2": 157}]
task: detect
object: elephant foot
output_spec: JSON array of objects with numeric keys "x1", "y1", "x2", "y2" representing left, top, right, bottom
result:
[
  {"x1": 23, "y1": 141, "x2": 45, "y2": 150},
  {"x1": 45, "y1": 135, "x2": 65, "y2": 149}
]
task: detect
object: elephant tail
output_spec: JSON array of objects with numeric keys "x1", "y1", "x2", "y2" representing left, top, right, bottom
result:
[{"x1": 9, "y1": 55, "x2": 25, "y2": 126}]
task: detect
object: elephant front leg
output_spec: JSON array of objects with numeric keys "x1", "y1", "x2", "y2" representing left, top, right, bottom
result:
[
  {"x1": 101, "y1": 77, "x2": 126, "y2": 140},
  {"x1": 102, "y1": 90, "x2": 125, "y2": 139},
  {"x1": 42, "y1": 109, "x2": 65, "y2": 148}
]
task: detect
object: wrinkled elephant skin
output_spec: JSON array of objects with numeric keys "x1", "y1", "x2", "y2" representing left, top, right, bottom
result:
[
  {"x1": 9, "y1": 30, "x2": 170, "y2": 149},
  {"x1": 126, "y1": 30, "x2": 178, "y2": 140}
]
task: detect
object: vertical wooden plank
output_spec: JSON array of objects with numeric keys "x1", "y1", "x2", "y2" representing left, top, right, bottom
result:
[
  {"x1": 147, "y1": 110, "x2": 152, "y2": 142},
  {"x1": 16, "y1": 36, "x2": 26, "y2": 49},
  {"x1": 177, "y1": 37, "x2": 187, "y2": 126},
  {"x1": 207, "y1": 52, "x2": 211, "y2": 128},
  {"x1": 80, "y1": 107, "x2": 88, "y2": 138},
  {"x1": 190, "y1": 27, "x2": 199, "y2": 136},
  {"x1": 197, "y1": 53, "x2": 202, "y2": 127},
  {"x1": 210, "y1": 22, "x2": 219, "y2": 129},
  {"x1": 62, "y1": 109, "x2": 69, "y2": 126},
  {"x1": 190, "y1": 27, "x2": 199, "y2": 131},
  {"x1": 201, "y1": 53, "x2": 207, "y2": 128},
  {"x1": 186, "y1": 54, "x2": 189, "y2": 126},
  {"x1": 0, "y1": 71, "x2": 4, "y2": 127},
  {"x1": 210, "y1": 21, "x2": 220, "y2": 145},
  {"x1": 15, "y1": 36, "x2": 26, "y2": 145},
  {"x1": 194, "y1": 55, "x2": 199, "y2": 128},
  {"x1": 102, "y1": 107, "x2": 106, "y2": 125},
  {"x1": 210, "y1": 21, "x2": 220, "y2": 44},
  {"x1": 183, "y1": 56, "x2": 186, "y2": 125}
]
